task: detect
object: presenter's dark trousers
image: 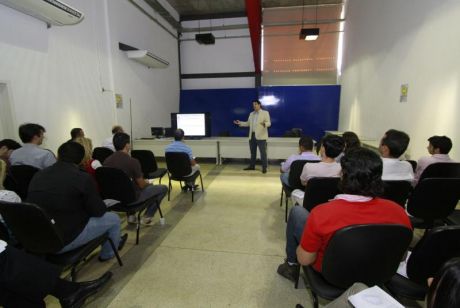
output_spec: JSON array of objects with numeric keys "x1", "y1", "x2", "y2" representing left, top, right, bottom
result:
[
  {"x1": 249, "y1": 133, "x2": 267, "y2": 170},
  {"x1": 0, "y1": 245, "x2": 60, "y2": 308}
]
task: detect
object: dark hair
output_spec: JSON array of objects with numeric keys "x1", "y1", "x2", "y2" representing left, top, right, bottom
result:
[
  {"x1": 113, "y1": 132, "x2": 130, "y2": 151},
  {"x1": 322, "y1": 135, "x2": 345, "y2": 159},
  {"x1": 111, "y1": 125, "x2": 124, "y2": 134},
  {"x1": 57, "y1": 142, "x2": 85, "y2": 165},
  {"x1": 342, "y1": 131, "x2": 361, "y2": 153},
  {"x1": 70, "y1": 128, "x2": 83, "y2": 139},
  {"x1": 0, "y1": 139, "x2": 21, "y2": 150},
  {"x1": 427, "y1": 257, "x2": 460, "y2": 308},
  {"x1": 18, "y1": 123, "x2": 45, "y2": 143},
  {"x1": 428, "y1": 136, "x2": 452, "y2": 154},
  {"x1": 299, "y1": 136, "x2": 314, "y2": 151},
  {"x1": 174, "y1": 129, "x2": 185, "y2": 141},
  {"x1": 340, "y1": 148, "x2": 384, "y2": 197},
  {"x1": 252, "y1": 100, "x2": 261, "y2": 105},
  {"x1": 381, "y1": 129, "x2": 410, "y2": 158}
]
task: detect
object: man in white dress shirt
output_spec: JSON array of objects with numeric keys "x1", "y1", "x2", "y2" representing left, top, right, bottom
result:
[{"x1": 379, "y1": 129, "x2": 414, "y2": 182}]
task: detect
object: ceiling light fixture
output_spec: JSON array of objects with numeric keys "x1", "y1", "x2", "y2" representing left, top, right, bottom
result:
[{"x1": 299, "y1": 0, "x2": 320, "y2": 41}]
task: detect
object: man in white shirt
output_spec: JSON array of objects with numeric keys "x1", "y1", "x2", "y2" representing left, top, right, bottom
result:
[
  {"x1": 101, "y1": 125, "x2": 124, "y2": 152},
  {"x1": 414, "y1": 135, "x2": 455, "y2": 184},
  {"x1": 378, "y1": 129, "x2": 414, "y2": 182}
]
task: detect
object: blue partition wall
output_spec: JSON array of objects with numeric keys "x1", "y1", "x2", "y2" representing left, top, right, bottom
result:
[{"x1": 179, "y1": 85, "x2": 340, "y2": 141}]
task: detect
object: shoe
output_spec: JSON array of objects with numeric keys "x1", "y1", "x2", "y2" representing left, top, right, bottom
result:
[
  {"x1": 141, "y1": 216, "x2": 153, "y2": 225},
  {"x1": 127, "y1": 215, "x2": 137, "y2": 224},
  {"x1": 181, "y1": 185, "x2": 189, "y2": 192},
  {"x1": 243, "y1": 166, "x2": 255, "y2": 170},
  {"x1": 277, "y1": 260, "x2": 300, "y2": 283},
  {"x1": 262, "y1": 169, "x2": 267, "y2": 174},
  {"x1": 189, "y1": 184, "x2": 199, "y2": 191},
  {"x1": 98, "y1": 233, "x2": 128, "y2": 262},
  {"x1": 59, "y1": 271, "x2": 113, "y2": 308}
]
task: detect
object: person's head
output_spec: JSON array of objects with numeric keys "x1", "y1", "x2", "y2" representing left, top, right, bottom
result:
[
  {"x1": 252, "y1": 100, "x2": 262, "y2": 111},
  {"x1": 340, "y1": 148, "x2": 384, "y2": 197},
  {"x1": 74, "y1": 137, "x2": 93, "y2": 166},
  {"x1": 174, "y1": 129, "x2": 185, "y2": 141},
  {"x1": 57, "y1": 142, "x2": 85, "y2": 165},
  {"x1": 299, "y1": 136, "x2": 314, "y2": 152},
  {"x1": 70, "y1": 128, "x2": 84, "y2": 140},
  {"x1": 342, "y1": 131, "x2": 361, "y2": 153},
  {"x1": 379, "y1": 129, "x2": 410, "y2": 158},
  {"x1": 427, "y1": 257, "x2": 460, "y2": 308},
  {"x1": 18, "y1": 123, "x2": 46, "y2": 144},
  {"x1": 111, "y1": 125, "x2": 124, "y2": 135},
  {"x1": 427, "y1": 136, "x2": 452, "y2": 155},
  {"x1": 0, "y1": 139, "x2": 21, "y2": 159},
  {"x1": 320, "y1": 135, "x2": 345, "y2": 159},
  {"x1": 113, "y1": 132, "x2": 130, "y2": 151}
]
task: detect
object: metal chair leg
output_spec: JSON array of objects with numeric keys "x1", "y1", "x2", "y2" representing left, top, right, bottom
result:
[
  {"x1": 280, "y1": 187, "x2": 284, "y2": 207},
  {"x1": 199, "y1": 173, "x2": 204, "y2": 192},
  {"x1": 136, "y1": 211, "x2": 141, "y2": 245},
  {"x1": 71, "y1": 266, "x2": 77, "y2": 282},
  {"x1": 167, "y1": 176, "x2": 171, "y2": 201},
  {"x1": 107, "y1": 238, "x2": 123, "y2": 266}
]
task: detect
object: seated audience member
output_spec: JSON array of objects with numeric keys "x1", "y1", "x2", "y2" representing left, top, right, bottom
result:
[
  {"x1": 277, "y1": 148, "x2": 412, "y2": 282},
  {"x1": 27, "y1": 142, "x2": 127, "y2": 262},
  {"x1": 414, "y1": 135, "x2": 455, "y2": 184},
  {"x1": 280, "y1": 135, "x2": 320, "y2": 187},
  {"x1": 165, "y1": 129, "x2": 201, "y2": 190},
  {"x1": 9, "y1": 123, "x2": 56, "y2": 170},
  {"x1": 0, "y1": 160, "x2": 5, "y2": 190},
  {"x1": 104, "y1": 133, "x2": 168, "y2": 225},
  {"x1": 336, "y1": 131, "x2": 361, "y2": 162},
  {"x1": 290, "y1": 135, "x2": 344, "y2": 205},
  {"x1": 69, "y1": 127, "x2": 85, "y2": 142},
  {"x1": 101, "y1": 125, "x2": 124, "y2": 151},
  {"x1": 426, "y1": 257, "x2": 460, "y2": 308},
  {"x1": 74, "y1": 136, "x2": 101, "y2": 176},
  {"x1": 379, "y1": 129, "x2": 414, "y2": 181},
  {"x1": 0, "y1": 239, "x2": 111, "y2": 308},
  {"x1": 0, "y1": 139, "x2": 21, "y2": 168}
]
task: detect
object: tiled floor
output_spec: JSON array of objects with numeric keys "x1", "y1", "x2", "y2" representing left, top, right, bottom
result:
[{"x1": 46, "y1": 163, "x2": 311, "y2": 307}]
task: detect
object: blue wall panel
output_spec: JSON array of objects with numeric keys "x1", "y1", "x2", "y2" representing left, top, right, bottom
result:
[{"x1": 179, "y1": 85, "x2": 340, "y2": 141}]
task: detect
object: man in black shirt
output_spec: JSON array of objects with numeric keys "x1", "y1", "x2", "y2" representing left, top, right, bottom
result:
[{"x1": 28, "y1": 142, "x2": 127, "y2": 261}]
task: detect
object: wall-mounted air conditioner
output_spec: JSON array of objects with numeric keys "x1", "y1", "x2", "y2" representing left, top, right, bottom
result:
[
  {"x1": 119, "y1": 43, "x2": 169, "y2": 69},
  {"x1": 0, "y1": 0, "x2": 84, "y2": 26}
]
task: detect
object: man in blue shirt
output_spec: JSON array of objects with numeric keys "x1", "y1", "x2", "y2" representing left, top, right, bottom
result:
[{"x1": 165, "y1": 129, "x2": 200, "y2": 189}]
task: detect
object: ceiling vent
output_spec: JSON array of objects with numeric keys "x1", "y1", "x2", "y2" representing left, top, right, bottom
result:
[
  {"x1": 119, "y1": 43, "x2": 169, "y2": 69},
  {"x1": 0, "y1": 0, "x2": 84, "y2": 26},
  {"x1": 195, "y1": 33, "x2": 215, "y2": 45}
]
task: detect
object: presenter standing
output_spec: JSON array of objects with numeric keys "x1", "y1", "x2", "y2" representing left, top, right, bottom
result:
[{"x1": 234, "y1": 100, "x2": 271, "y2": 173}]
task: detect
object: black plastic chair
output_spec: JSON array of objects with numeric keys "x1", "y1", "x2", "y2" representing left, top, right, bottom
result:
[
  {"x1": 382, "y1": 180, "x2": 413, "y2": 207},
  {"x1": 302, "y1": 177, "x2": 341, "y2": 212},
  {"x1": 280, "y1": 160, "x2": 319, "y2": 222},
  {"x1": 386, "y1": 225, "x2": 460, "y2": 300},
  {"x1": 131, "y1": 150, "x2": 167, "y2": 184},
  {"x1": 92, "y1": 147, "x2": 114, "y2": 164},
  {"x1": 406, "y1": 160, "x2": 417, "y2": 173},
  {"x1": 165, "y1": 152, "x2": 203, "y2": 202},
  {"x1": 406, "y1": 177, "x2": 460, "y2": 230},
  {"x1": 300, "y1": 224, "x2": 412, "y2": 308},
  {"x1": 9, "y1": 165, "x2": 40, "y2": 199},
  {"x1": 418, "y1": 162, "x2": 460, "y2": 182},
  {"x1": 95, "y1": 167, "x2": 164, "y2": 244},
  {"x1": 0, "y1": 201, "x2": 122, "y2": 281}
]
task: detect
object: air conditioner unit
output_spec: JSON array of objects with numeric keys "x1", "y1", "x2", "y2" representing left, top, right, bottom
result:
[
  {"x1": 0, "y1": 0, "x2": 84, "y2": 26},
  {"x1": 125, "y1": 50, "x2": 169, "y2": 69}
]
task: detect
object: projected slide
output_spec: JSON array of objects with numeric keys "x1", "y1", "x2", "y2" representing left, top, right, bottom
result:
[{"x1": 177, "y1": 113, "x2": 206, "y2": 136}]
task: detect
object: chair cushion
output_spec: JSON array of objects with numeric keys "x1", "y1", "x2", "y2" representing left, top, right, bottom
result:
[
  {"x1": 170, "y1": 170, "x2": 200, "y2": 182},
  {"x1": 304, "y1": 266, "x2": 346, "y2": 300},
  {"x1": 446, "y1": 210, "x2": 460, "y2": 225},
  {"x1": 148, "y1": 168, "x2": 167, "y2": 179},
  {"x1": 386, "y1": 274, "x2": 427, "y2": 300}
]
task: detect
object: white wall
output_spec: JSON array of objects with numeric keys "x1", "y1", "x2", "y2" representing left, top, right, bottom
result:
[
  {"x1": 0, "y1": 0, "x2": 179, "y2": 151},
  {"x1": 339, "y1": 0, "x2": 460, "y2": 160},
  {"x1": 180, "y1": 18, "x2": 255, "y2": 89}
]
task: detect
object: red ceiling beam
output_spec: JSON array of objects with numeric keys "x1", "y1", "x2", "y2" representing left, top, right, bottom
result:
[{"x1": 245, "y1": 0, "x2": 262, "y2": 74}]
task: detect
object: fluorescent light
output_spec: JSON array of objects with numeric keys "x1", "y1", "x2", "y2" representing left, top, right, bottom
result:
[{"x1": 299, "y1": 28, "x2": 320, "y2": 41}]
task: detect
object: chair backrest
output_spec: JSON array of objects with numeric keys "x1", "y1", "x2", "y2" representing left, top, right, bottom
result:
[
  {"x1": 406, "y1": 160, "x2": 417, "y2": 173},
  {"x1": 165, "y1": 152, "x2": 192, "y2": 177},
  {"x1": 382, "y1": 180, "x2": 413, "y2": 207},
  {"x1": 288, "y1": 160, "x2": 319, "y2": 190},
  {"x1": 95, "y1": 167, "x2": 137, "y2": 205},
  {"x1": 0, "y1": 201, "x2": 64, "y2": 253},
  {"x1": 9, "y1": 165, "x2": 40, "y2": 199},
  {"x1": 303, "y1": 177, "x2": 341, "y2": 211},
  {"x1": 131, "y1": 150, "x2": 159, "y2": 177},
  {"x1": 407, "y1": 225, "x2": 460, "y2": 285},
  {"x1": 406, "y1": 178, "x2": 460, "y2": 221},
  {"x1": 321, "y1": 224, "x2": 412, "y2": 289},
  {"x1": 92, "y1": 147, "x2": 114, "y2": 164},
  {"x1": 419, "y1": 162, "x2": 460, "y2": 182}
]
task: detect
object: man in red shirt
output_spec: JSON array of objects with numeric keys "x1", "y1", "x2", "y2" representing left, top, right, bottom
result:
[{"x1": 277, "y1": 147, "x2": 412, "y2": 281}]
